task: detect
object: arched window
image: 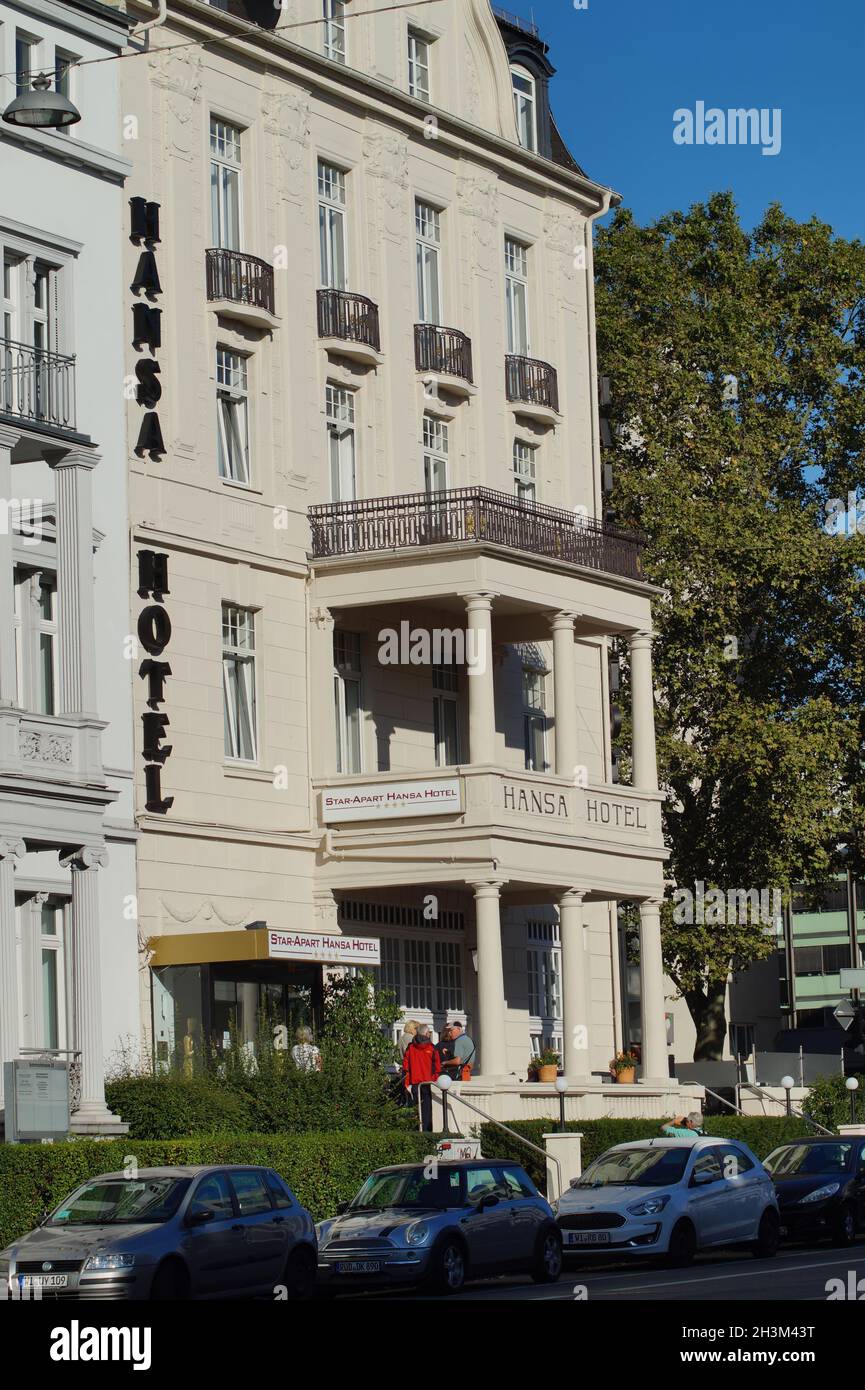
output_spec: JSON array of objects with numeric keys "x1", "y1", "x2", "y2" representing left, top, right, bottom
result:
[{"x1": 510, "y1": 65, "x2": 537, "y2": 151}]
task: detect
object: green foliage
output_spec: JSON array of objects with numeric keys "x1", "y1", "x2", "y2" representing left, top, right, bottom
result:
[
  {"x1": 595, "y1": 193, "x2": 865, "y2": 1058},
  {"x1": 0, "y1": 1131, "x2": 434, "y2": 1250},
  {"x1": 105, "y1": 1074, "x2": 251, "y2": 1139},
  {"x1": 479, "y1": 1115, "x2": 816, "y2": 1193},
  {"x1": 321, "y1": 972, "x2": 401, "y2": 1071},
  {"x1": 802, "y1": 1072, "x2": 865, "y2": 1130}
]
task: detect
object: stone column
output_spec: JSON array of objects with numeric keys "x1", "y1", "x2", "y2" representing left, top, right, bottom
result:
[
  {"x1": 559, "y1": 888, "x2": 591, "y2": 1082},
  {"x1": 0, "y1": 426, "x2": 20, "y2": 708},
  {"x1": 551, "y1": 612, "x2": 579, "y2": 778},
  {"x1": 471, "y1": 879, "x2": 508, "y2": 1076},
  {"x1": 638, "y1": 897, "x2": 669, "y2": 1084},
  {"x1": 629, "y1": 629, "x2": 659, "y2": 792},
  {"x1": 464, "y1": 593, "x2": 495, "y2": 765},
  {"x1": 0, "y1": 837, "x2": 25, "y2": 1108},
  {"x1": 62, "y1": 846, "x2": 120, "y2": 1125},
  {"x1": 50, "y1": 450, "x2": 100, "y2": 718}
]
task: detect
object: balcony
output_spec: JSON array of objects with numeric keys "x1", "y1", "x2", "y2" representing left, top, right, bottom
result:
[
  {"x1": 0, "y1": 339, "x2": 76, "y2": 433},
  {"x1": 414, "y1": 324, "x2": 474, "y2": 397},
  {"x1": 205, "y1": 248, "x2": 276, "y2": 328},
  {"x1": 0, "y1": 709, "x2": 105, "y2": 785},
  {"x1": 309, "y1": 486, "x2": 644, "y2": 582},
  {"x1": 317, "y1": 289, "x2": 382, "y2": 366},
  {"x1": 505, "y1": 354, "x2": 560, "y2": 422}
]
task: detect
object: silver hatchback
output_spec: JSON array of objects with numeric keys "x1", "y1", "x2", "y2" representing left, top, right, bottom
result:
[
  {"x1": 0, "y1": 1165, "x2": 317, "y2": 1300},
  {"x1": 316, "y1": 1159, "x2": 562, "y2": 1294}
]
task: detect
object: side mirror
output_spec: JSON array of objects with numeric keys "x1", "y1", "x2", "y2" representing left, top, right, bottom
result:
[
  {"x1": 479, "y1": 1193, "x2": 500, "y2": 1210},
  {"x1": 690, "y1": 1169, "x2": 715, "y2": 1188},
  {"x1": 336, "y1": 1201, "x2": 349, "y2": 1216},
  {"x1": 187, "y1": 1208, "x2": 215, "y2": 1227}
]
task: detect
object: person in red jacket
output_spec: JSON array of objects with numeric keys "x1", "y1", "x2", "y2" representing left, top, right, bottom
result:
[{"x1": 402, "y1": 1024, "x2": 441, "y2": 1131}]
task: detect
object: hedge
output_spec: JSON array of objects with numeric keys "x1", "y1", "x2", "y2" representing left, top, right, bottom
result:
[
  {"x1": 0, "y1": 1131, "x2": 433, "y2": 1250},
  {"x1": 478, "y1": 1116, "x2": 816, "y2": 1192}
]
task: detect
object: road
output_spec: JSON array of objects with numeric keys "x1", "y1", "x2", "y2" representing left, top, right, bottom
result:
[{"x1": 336, "y1": 1241, "x2": 865, "y2": 1302}]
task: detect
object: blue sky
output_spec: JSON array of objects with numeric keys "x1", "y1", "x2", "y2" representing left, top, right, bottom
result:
[{"x1": 516, "y1": 0, "x2": 865, "y2": 241}]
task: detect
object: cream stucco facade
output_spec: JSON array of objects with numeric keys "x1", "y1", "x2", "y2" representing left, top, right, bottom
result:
[{"x1": 120, "y1": 0, "x2": 671, "y2": 1090}]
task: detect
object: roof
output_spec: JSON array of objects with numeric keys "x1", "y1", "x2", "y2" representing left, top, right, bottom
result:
[
  {"x1": 609, "y1": 1137, "x2": 732, "y2": 1152},
  {"x1": 373, "y1": 1159, "x2": 523, "y2": 1174},
  {"x1": 86, "y1": 1165, "x2": 273, "y2": 1182}
]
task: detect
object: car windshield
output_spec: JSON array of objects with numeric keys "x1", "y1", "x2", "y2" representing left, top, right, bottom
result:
[
  {"x1": 578, "y1": 1147, "x2": 690, "y2": 1188},
  {"x1": 48, "y1": 1177, "x2": 191, "y2": 1226},
  {"x1": 764, "y1": 1143, "x2": 853, "y2": 1177},
  {"x1": 349, "y1": 1167, "x2": 464, "y2": 1211}
]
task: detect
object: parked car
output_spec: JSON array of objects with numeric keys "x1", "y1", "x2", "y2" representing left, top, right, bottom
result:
[
  {"x1": 0, "y1": 1165, "x2": 317, "y2": 1300},
  {"x1": 555, "y1": 1137, "x2": 780, "y2": 1266},
  {"x1": 316, "y1": 1159, "x2": 562, "y2": 1294},
  {"x1": 763, "y1": 1135, "x2": 865, "y2": 1246}
]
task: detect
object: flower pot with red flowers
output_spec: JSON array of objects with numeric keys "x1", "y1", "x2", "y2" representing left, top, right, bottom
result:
[{"x1": 611, "y1": 1050, "x2": 639, "y2": 1084}]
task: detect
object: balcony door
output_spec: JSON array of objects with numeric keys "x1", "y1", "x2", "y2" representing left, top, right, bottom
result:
[
  {"x1": 210, "y1": 118, "x2": 242, "y2": 252},
  {"x1": 2, "y1": 250, "x2": 62, "y2": 421},
  {"x1": 318, "y1": 162, "x2": 348, "y2": 291},
  {"x1": 421, "y1": 414, "x2": 450, "y2": 542},
  {"x1": 326, "y1": 385, "x2": 356, "y2": 502},
  {"x1": 415, "y1": 202, "x2": 441, "y2": 325},
  {"x1": 505, "y1": 238, "x2": 529, "y2": 356}
]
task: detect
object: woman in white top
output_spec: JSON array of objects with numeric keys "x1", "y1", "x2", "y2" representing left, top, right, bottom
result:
[{"x1": 291, "y1": 1025, "x2": 322, "y2": 1072}]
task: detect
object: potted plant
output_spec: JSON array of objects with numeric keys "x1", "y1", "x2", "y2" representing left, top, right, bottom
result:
[
  {"x1": 611, "y1": 1050, "x2": 639, "y2": 1084},
  {"x1": 532, "y1": 1048, "x2": 561, "y2": 1084}
]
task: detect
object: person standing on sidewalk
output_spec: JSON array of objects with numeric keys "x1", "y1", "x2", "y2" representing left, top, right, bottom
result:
[{"x1": 402, "y1": 1024, "x2": 441, "y2": 1131}]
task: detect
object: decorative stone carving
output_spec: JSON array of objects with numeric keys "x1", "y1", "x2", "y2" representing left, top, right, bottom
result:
[
  {"x1": 457, "y1": 171, "x2": 498, "y2": 272},
  {"x1": 20, "y1": 729, "x2": 74, "y2": 764},
  {"x1": 159, "y1": 896, "x2": 250, "y2": 928},
  {"x1": 149, "y1": 48, "x2": 202, "y2": 160},
  {"x1": 363, "y1": 131, "x2": 409, "y2": 235}
]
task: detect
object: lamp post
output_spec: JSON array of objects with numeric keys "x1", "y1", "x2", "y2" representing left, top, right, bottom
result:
[
  {"x1": 2, "y1": 72, "x2": 81, "y2": 129},
  {"x1": 436, "y1": 1073, "x2": 452, "y2": 1137},
  {"x1": 781, "y1": 1075, "x2": 795, "y2": 1117},
  {"x1": 555, "y1": 1074, "x2": 568, "y2": 1132},
  {"x1": 846, "y1": 1075, "x2": 859, "y2": 1126}
]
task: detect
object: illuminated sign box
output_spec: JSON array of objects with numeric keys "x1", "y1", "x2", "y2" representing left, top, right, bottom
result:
[
  {"x1": 321, "y1": 777, "x2": 461, "y2": 823},
  {"x1": 268, "y1": 931, "x2": 380, "y2": 966}
]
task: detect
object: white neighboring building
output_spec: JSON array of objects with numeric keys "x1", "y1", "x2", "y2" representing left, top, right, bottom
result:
[{"x1": 0, "y1": 0, "x2": 138, "y2": 1130}]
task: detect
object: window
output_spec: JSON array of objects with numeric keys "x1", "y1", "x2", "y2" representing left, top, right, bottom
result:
[
  {"x1": 522, "y1": 667, "x2": 547, "y2": 772},
  {"x1": 505, "y1": 237, "x2": 529, "y2": 355},
  {"x1": 54, "y1": 48, "x2": 77, "y2": 101},
  {"x1": 408, "y1": 29, "x2": 430, "y2": 102},
  {"x1": 511, "y1": 66, "x2": 537, "y2": 151},
  {"x1": 13, "y1": 568, "x2": 57, "y2": 715},
  {"x1": 39, "y1": 899, "x2": 67, "y2": 1050},
  {"x1": 216, "y1": 350, "x2": 250, "y2": 484},
  {"x1": 326, "y1": 385, "x2": 356, "y2": 501},
  {"x1": 228, "y1": 1171, "x2": 272, "y2": 1216},
  {"x1": 323, "y1": 0, "x2": 347, "y2": 64},
  {"x1": 527, "y1": 946, "x2": 560, "y2": 1019},
  {"x1": 415, "y1": 201, "x2": 441, "y2": 325},
  {"x1": 15, "y1": 33, "x2": 39, "y2": 97},
  {"x1": 433, "y1": 662, "x2": 459, "y2": 767},
  {"x1": 333, "y1": 630, "x2": 362, "y2": 774},
  {"x1": 372, "y1": 933, "x2": 465, "y2": 1014},
  {"x1": 318, "y1": 161, "x2": 347, "y2": 290},
  {"x1": 513, "y1": 440, "x2": 536, "y2": 503},
  {"x1": 404, "y1": 937, "x2": 433, "y2": 1010},
  {"x1": 210, "y1": 118, "x2": 242, "y2": 251},
  {"x1": 222, "y1": 604, "x2": 257, "y2": 761},
  {"x1": 264, "y1": 1172, "x2": 293, "y2": 1210},
  {"x1": 189, "y1": 1173, "x2": 234, "y2": 1220},
  {"x1": 435, "y1": 940, "x2": 462, "y2": 1011},
  {"x1": 422, "y1": 414, "x2": 448, "y2": 494},
  {"x1": 690, "y1": 1150, "x2": 723, "y2": 1185}
]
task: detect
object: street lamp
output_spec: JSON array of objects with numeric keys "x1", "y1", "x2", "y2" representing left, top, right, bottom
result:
[
  {"x1": 555, "y1": 1074, "x2": 568, "y2": 1132},
  {"x1": 436, "y1": 1072, "x2": 452, "y2": 1137},
  {"x1": 2, "y1": 72, "x2": 81, "y2": 129},
  {"x1": 780, "y1": 1075, "x2": 795, "y2": 1117},
  {"x1": 845, "y1": 1075, "x2": 859, "y2": 1126}
]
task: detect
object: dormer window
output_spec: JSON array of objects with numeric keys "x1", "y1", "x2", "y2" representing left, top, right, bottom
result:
[{"x1": 510, "y1": 65, "x2": 537, "y2": 151}]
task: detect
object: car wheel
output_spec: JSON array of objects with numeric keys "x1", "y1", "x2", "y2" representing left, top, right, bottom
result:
[
  {"x1": 427, "y1": 1238, "x2": 467, "y2": 1295},
  {"x1": 149, "y1": 1258, "x2": 189, "y2": 1300},
  {"x1": 282, "y1": 1244, "x2": 317, "y2": 1300},
  {"x1": 752, "y1": 1207, "x2": 780, "y2": 1259},
  {"x1": 662, "y1": 1219, "x2": 696, "y2": 1269},
  {"x1": 532, "y1": 1226, "x2": 563, "y2": 1284},
  {"x1": 831, "y1": 1203, "x2": 857, "y2": 1248}
]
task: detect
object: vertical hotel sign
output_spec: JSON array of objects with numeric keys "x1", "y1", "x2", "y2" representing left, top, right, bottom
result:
[{"x1": 130, "y1": 197, "x2": 173, "y2": 812}]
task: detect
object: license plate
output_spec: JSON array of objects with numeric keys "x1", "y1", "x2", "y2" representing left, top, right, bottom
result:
[
  {"x1": 19, "y1": 1274, "x2": 68, "y2": 1289},
  {"x1": 335, "y1": 1260, "x2": 381, "y2": 1274},
  {"x1": 564, "y1": 1231, "x2": 610, "y2": 1246}
]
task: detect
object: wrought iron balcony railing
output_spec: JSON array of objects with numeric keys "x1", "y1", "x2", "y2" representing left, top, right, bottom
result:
[
  {"x1": 205, "y1": 248, "x2": 275, "y2": 315},
  {"x1": 0, "y1": 338, "x2": 76, "y2": 431},
  {"x1": 414, "y1": 323, "x2": 473, "y2": 383},
  {"x1": 317, "y1": 288, "x2": 381, "y2": 352},
  {"x1": 505, "y1": 354, "x2": 559, "y2": 413},
  {"x1": 309, "y1": 487, "x2": 644, "y2": 581}
]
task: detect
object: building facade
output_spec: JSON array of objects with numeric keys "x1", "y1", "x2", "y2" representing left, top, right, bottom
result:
[
  {"x1": 0, "y1": 0, "x2": 137, "y2": 1129},
  {"x1": 121, "y1": 0, "x2": 671, "y2": 1089}
]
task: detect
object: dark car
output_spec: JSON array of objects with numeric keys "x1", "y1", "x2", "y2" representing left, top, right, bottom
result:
[
  {"x1": 763, "y1": 1137, "x2": 865, "y2": 1246},
  {"x1": 0, "y1": 1165, "x2": 317, "y2": 1300},
  {"x1": 316, "y1": 1159, "x2": 562, "y2": 1294}
]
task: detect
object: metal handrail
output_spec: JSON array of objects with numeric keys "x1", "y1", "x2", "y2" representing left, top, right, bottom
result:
[
  {"x1": 430, "y1": 1082, "x2": 563, "y2": 1198},
  {"x1": 701, "y1": 1082, "x2": 834, "y2": 1136}
]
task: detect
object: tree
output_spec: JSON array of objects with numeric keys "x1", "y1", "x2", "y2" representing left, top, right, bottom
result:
[{"x1": 594, "y1": 193, "x2": 865, "y2": 1058}]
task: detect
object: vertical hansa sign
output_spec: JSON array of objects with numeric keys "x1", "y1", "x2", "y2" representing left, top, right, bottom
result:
[
  {"x1": 138, "y1": 549, "x2": 174, "y2": 813},
  {"x1": 129, "y1": 196, "x2": 165, "y2": 458}
]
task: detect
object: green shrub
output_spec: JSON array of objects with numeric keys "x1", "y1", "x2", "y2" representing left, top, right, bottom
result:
[
  {"x1": 803, "y1": 1071, "x2": 865, "y2": 1130},
  {"x1": 105, "y1": 1074, "x2": 251, "y2": 1139},
  {"x1": 0, "y1": 1130, "x2": 434, "y2": 1250},
  {"x1": 478, "y1": 1115, "x2": 817, "y2": 1192}
]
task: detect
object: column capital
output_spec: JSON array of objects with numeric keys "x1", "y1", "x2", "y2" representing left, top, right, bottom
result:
[
  {"x1": 0, "y1": 837, "x2": 26, "y2": 862},
  {"x1": 47, "y1": 448, "x2": 101, "y2": 473},
  {"x1": 463, "y1": 591, "x2": 496, "y2": 612},
  {"x1": 468, "y1": 877, "x2": 507, "y2": 896},
  {"x1": 639, "y1": 896, "x2": 665, "y2": 913},
  {"x1": 559, "y1": 888, "x2": 586, "y2": 906},
  {"x1": 61, "y1": 846, "x2": 109, "y2": 872},
  {"x1": 311, "y1": 606, "x2": 334, "y2": 631},
  {"x1": 0, "y1": 424, "x2": 21, "y2": 453},
  {"x1": 628, "y1": 628, "x2": 654, "y2": 649},
  {"x1": 550, "y1": 611, "x2": 579, "y2": 633}
]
